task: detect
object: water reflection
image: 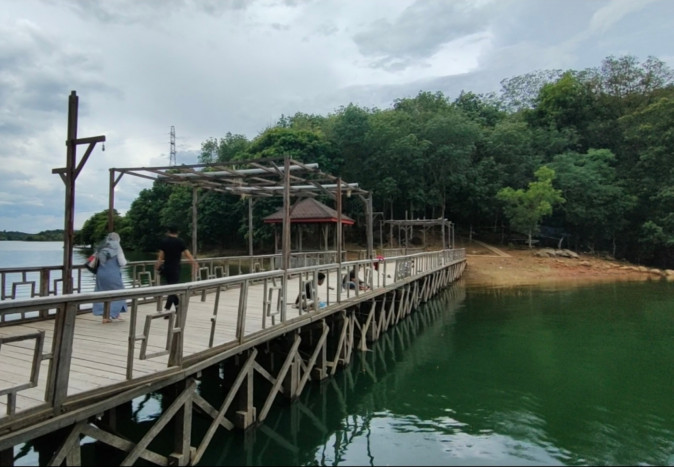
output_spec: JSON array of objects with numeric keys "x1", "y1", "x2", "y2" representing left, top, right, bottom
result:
[
  {"x1": 12, "y1": 281, "x2": 674, "y2": 466},
  {"x1": 195, "y1": 281, "x2": 674, "y2": 466}
]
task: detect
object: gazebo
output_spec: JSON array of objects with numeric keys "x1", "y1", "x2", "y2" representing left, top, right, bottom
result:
[{"x1": 263, "y1": 197, "x2": 355, "y2": 252}]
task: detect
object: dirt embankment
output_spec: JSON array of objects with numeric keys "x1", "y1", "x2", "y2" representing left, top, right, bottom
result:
[{"x1": 457, "y1": 239, "x2": 674, "y2": 288}]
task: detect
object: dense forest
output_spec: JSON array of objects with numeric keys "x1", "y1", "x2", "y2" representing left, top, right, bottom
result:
[
  {"x1": 76, "y1": 55, "x2": 674, "y2": 269},
  {"x1": 0, "y1": 230, "x2": 64, "y2": 241}
]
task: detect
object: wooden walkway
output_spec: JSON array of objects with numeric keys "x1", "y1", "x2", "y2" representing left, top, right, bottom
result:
[
  {"x1": 0, "y1": 250, "x2": 466, "y2": 466},
  {"x1": 0, "y1": 266, "x2": 391, "y2": 415}
]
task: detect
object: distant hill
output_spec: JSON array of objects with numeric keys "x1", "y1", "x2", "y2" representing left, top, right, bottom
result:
[{"x1": 0, "y1": 230, "x2": 65, "y2": 241}]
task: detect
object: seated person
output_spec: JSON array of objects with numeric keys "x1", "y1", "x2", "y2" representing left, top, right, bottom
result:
[
  {"x1": 295, "y1": 272, "x2": 326, "y2": 308},
  {"x1": 343, "y1": 269, "x2": 369, "y2": 291}
]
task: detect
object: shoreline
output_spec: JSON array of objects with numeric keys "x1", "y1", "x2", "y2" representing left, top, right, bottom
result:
[{"x1": 457, "y1": 241, "x2": 673, "y2": 289}]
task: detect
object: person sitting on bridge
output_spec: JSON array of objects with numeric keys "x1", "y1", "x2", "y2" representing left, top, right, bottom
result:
[
  {"x1": 343, "y1": 268, "x2": 368, "y2": 291},
  {"x1": 295, "y1": 272, "x2": 326, "y2": 309}
]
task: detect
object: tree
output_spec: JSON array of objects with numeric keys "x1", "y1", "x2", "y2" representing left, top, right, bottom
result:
[
  {"x1": 76, "y1": 210, "x2": 128, "y2": 249},
  {"x1": 482, "y1": 116, "x2": 541, "y2": 189},
  {"x1": 324, "y1": 104, "x2": 372, "y2": 180},
  {"x1": 496, "y1": 166, "x2": 565, "y2": 248},
  {"x1": 247, "y1": 127, "x2": 338, "y2": 173},
  {"x1": 125, "y1": 182, "x2": 174, "y2": 252},
  {"x1": 599, "y1": 55, "x2": 674, "y2": 102},
  {"x1": 549, "y1": 149, "x2": 636, "y2": 254},
  {"x1": 499, "y1": 69, "x2": 564, "y2": 112},
  {"x1": 533, "y1": 72, "x2": 597, "y2": 149},
  {"x1": 619, "y1": 95, "x2": 674, "y2": 264},
  {"x1": 453, "y1": 90, "x2": 504, "y2": 127},
  {"x1": 419, "y1": 108, "x2": 480, "y2": 221},
  {"x1": 199, "y1": 133, "x2": 250, "y2": 163}
]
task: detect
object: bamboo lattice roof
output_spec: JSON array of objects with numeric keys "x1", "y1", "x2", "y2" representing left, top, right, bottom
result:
[{"x1": 111, "y1": 157, "x2": 368, "y2": 199}]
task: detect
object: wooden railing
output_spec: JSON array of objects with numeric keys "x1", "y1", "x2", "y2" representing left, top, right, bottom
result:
[
  {"x1": 0, "y1": 248, "x2": 465, "y2": 420},
  {"x1": 0, "y1": 251, "x2": 345, "y2": 323}
]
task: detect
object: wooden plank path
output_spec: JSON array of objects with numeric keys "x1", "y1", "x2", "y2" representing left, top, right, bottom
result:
[
  {"x1": 0, "y1": 250, "x2": 466, "y2": 466},
  {"x1": 0, "y1": 266, "x2": 390, "y2": 416}
]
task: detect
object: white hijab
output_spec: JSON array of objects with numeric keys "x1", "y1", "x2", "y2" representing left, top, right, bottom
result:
[{"x1": 98, "y1": 232, "x2": 127, "y2": 266}]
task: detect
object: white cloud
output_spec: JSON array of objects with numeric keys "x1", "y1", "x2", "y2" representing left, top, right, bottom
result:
[
  {"x1": 1, "y1": 0, "x2": 673, "y2": 233},
  {"x1": 589, "y1": 0, "x2": 662, "y2": 34}
]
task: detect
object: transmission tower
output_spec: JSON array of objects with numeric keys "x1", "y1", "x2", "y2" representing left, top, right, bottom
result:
[{"x1": 170, "y1": 125, "x2": 176, "y2": 166}]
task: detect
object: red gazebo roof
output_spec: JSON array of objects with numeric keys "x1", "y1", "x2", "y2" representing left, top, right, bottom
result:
[{"x1": 263, "y1": 198, "x2": 355, "y2": 225}]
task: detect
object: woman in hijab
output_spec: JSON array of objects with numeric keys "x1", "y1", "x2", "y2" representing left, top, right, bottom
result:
[{"x1": 91, "y1": 232, "x2": 128, "y2": 323}]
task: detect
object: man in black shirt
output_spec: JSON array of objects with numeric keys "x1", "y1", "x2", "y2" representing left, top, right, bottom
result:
[{"x1": 155, "y1": 225, "x2": 198, "y2": 311}]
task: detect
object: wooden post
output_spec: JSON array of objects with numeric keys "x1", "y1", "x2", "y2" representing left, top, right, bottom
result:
[
  {"x1": 337, "y1": 179, "x2": 342, "y2": 257},
  {"x1": 53, "y1": 91, "x2": 105, "y2": 291},
  {"x1": 336, "y1": 179, "x2": 343, "y2": 295},
  {"x1": 192, "y1": 187, "x2": 198, "y2": 263},
  {"x1": 48, "y1": 91, "x2": 104, "y2": 408},
  {"x1": 62, "y1": 91, "x2": 78, "y2": 295},
  {"x1": 280, "y1": 157, "x2": 291, "y2": 321},
  {"x1": 169, "y1": 379, "x2": 194, "y2": 466},
  {"x1": 451, "y1": 221, "x2": 455, "y2": 249},
  {"x1": 236, "y1": 351, "x2": 256, "y2": 429},
  {"x1": 168, "y1": 292, "x2": 188, "y2": 367},
  {"x1": 404, "y1": 211, "x2": 409, "y2": 255},
  {"x1": 379, "y1": 216, "x2": 383, "y2": 251},
  {"x1": 39, "y1": 268, "x2": 50, "y2": 318},
  {"x1": 282, "y1": 157, "x2": 291, "y2": 271},
  {"x1": 108, "y1": 169, "x2": 115, "y2": 232},
  {"x1": 422, "y1": 219, "x2": 426, "y2": 247},
  {"x1": 389, "y1": 218, "x2": 393, "y2": 248},
  {"x1": 248, "y1": 197, "x2": 254, "y2": 256},
  {"x1": 366, "y1": 194, "x2": 374, "y2": 260},
  {"x1": 47, "y1": 302, "x2": 77, "y2": 407},
  {"x1": 441, "y1": 219, "x2": 447, "y2": 250}
]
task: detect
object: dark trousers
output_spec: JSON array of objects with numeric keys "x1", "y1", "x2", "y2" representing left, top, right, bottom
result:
[{"x1": 164, "y1": 268, "x2": 180, "y2": 310}]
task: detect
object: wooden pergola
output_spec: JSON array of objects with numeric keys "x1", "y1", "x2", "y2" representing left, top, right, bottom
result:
[
  {"x1": 53, "y1": 91, "x2": 373, "y2": 294},
  {"x1": 106, "y1": 157, "x2": 374, "y2": 270}
]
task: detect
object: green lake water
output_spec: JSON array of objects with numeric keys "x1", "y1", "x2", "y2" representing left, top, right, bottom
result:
[
  {"x1": 193, "y1": 281, "x2": 674, "y2": 466},
  {"x1": 10, "y1": 262, "x2": 674, "y2": 465}
]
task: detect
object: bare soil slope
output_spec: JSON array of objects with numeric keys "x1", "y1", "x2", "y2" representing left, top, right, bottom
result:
[{"x1": 457, "y1": 239, "x2": 669, "y2": 288}]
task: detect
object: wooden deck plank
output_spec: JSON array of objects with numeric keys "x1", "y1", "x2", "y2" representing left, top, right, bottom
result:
[{"x1": 0, "y1": 257, "x2": 429, "y2": 416}]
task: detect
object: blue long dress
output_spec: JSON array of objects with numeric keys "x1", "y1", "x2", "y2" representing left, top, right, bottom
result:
[{"x1": 92, "y1": 251, "x2": 127, "y2": 318}]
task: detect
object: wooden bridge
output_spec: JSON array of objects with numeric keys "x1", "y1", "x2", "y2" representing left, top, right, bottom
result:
[{"x1": 0, "y1": 249, "x2": 465, "y2": 466}]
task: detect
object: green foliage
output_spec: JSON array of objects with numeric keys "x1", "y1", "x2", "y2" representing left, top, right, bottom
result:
[
  {"x1": 199, "y1": 133, "x2": 251, "y2": 163},
  {"x1": 533, "y1": 72, "x2": 597, "y2": 145},
  {"x1": 499, "y1": 69, "x2": 564, "y2": 112},
  {"x1": 453, "y1": 91, "x2": 505, "y2": 127},
  {"x1": 324, "y1": 104, "x2": 372, "y2": 180},
  {"x1": 497, "y1": 166, "x2": 565, "y2": 247},
  {"x1": 248, "y1": 127, "x2": 338, "y2": 174},
  {"x1": 124, "y1": 182, "x2": 174, "y2": 252},
  {"x1": 197, "y1": 191, "x2": 247, "y2": 251},
  {"x1": 549, "y1": 149, "x2": 635, "y2": 252},
  {"x1": 0, "y1": 230, "x2": 65, "y2": 241},
  {"x1": 72, "y1": 54, "x2": 674, "y2": 268},
  {"x1": 76, "y1": 210, "x2": 127, "y2": 248}
]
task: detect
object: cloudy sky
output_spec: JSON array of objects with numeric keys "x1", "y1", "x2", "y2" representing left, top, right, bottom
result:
[{"x1": 1, "y1": 0, "x2": 672, "y2": 234}]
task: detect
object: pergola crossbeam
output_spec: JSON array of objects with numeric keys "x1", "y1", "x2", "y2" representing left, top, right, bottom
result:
[{"x1": 107, "y1": 156, "x2": 373, "y2": 258}]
